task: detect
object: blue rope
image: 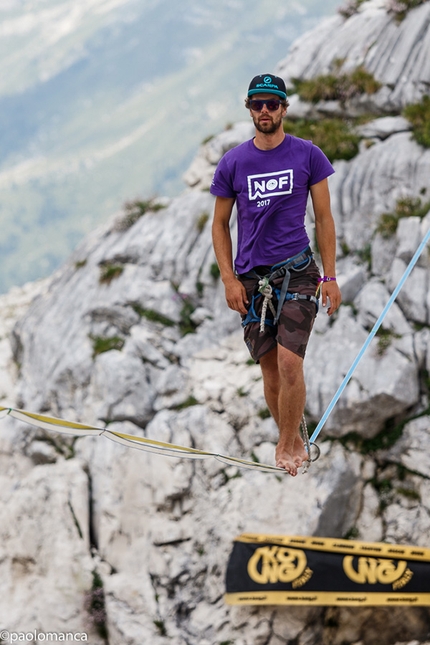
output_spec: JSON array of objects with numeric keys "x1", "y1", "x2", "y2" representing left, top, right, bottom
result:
[{"x1": 310, "y1": 226, "x2": 430, "y2": 445}]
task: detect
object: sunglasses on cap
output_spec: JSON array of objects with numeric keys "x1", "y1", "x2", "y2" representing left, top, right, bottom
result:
[{"x1": 249, "y1": 99, "x2": 282, "y2": 112}]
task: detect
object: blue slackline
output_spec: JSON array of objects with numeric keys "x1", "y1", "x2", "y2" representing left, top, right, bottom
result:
[{"x1": 310, "y1": 226, "x2": 430, "y2": 445}]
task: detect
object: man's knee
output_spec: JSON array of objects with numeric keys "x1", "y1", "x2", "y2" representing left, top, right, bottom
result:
[
  {"x1": 259, "y1": 348, "x2": 279, "y2": 383},
  {"x1": 277, "y1": 345, "x2": 304, "y2": 386}
]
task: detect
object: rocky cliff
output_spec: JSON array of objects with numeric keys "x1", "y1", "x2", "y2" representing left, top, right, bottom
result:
[{"x1": 1, "y1": 1, "x2": 430, "y2": 644}]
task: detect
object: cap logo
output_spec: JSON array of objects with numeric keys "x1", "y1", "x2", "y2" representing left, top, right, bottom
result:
[{"x1": 248, "y1": 74, "x2": 287, "y2": 99}]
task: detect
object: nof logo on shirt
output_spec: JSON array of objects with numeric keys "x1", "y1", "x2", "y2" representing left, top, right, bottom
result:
[{"x1": 248, "y1": 169, "x2": 293, "y2": 200}]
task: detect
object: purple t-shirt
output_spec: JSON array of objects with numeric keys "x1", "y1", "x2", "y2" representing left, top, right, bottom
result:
[{"x1": 210, "y1": 134, "x2": 334, "y2": 274}]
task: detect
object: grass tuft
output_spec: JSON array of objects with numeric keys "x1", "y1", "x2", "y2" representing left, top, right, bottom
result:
[
  {"x1": 172, "y1": 396, "x2": 199, "y2": 410},
  {"x1": 210, "y1": 262, "x2": 221, "y2": 279},
  {"x1": 283, "y1": 118, "x2": 360, "y2": 163},
  {"x1": 196, "y1": 212, "x2": 209, "y2": 233},
  {"x1": 387, "y1": 0, "x2": 427, "y2": 21},
  {"x1": 131, "y1": 303, "x2": 175, "y2": 327},
  {"x1": 337, "y1": 0, "x2": 367, "y2": 18},
  {"x1": 375, "y1": 327, "x2": 401, "y2": 355},
  {"x1": 116, "y1": 198, "x2": 166, "y2": 231},
  {"x1": 91, "y1": 335, "x2": 125, "y2": 357},
  {"x1": 376, "y1": 196, "x2": 430, "y2": 238},
  {"x1": 291, "y1": 65, "x2": 381, "y2": 105},
  {"x1": 84, "y1": 571, "x2": 108, "y2": 640},
  {"x1": 403, "y1": 95, "x2": 430, "y2": 147},
  {"x1": 99, "y1": 262, "x2": 124, "y2": 285},
  {"x1": 257, "y1": 408, "x2": 271, "y2": 420}
]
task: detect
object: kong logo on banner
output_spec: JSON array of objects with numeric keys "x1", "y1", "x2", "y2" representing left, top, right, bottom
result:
[
  {"x1": 225, "y1": 534, "x2": 430, "y2": 606},
  {"x1": 248, "y1": 170, "x2": 293, "y2": 200}
]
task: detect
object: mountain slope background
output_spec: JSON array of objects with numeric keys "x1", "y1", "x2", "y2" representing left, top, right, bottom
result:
[{"x1": 0, "y1": 0, "x2": 341, "y2": 293}]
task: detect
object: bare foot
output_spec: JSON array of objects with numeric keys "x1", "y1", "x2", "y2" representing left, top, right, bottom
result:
[
  {"x1": 293, "y1": 434, "x2": 309, "y2": 468},
  {"x1": 275, "y1": 444, "x2": 298, "y2": 476}
]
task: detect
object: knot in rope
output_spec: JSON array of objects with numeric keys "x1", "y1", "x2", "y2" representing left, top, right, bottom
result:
[{"x1": 258, "y1": 277, "x2": 277, "y2": 333}]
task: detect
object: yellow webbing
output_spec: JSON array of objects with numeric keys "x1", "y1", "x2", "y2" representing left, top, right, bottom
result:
[{"x1": 0, "y1": 406, "x2": 286, "y2": 474}]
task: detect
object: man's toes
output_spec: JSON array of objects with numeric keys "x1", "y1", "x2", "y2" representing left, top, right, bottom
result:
[{"x1": 276, "y1": 460, "x2": 297, "y2": 476}]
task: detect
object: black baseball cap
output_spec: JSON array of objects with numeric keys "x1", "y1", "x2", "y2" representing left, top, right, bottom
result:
[{"x1": 248, "y1": 74, "x2": 287, "y2": 100}]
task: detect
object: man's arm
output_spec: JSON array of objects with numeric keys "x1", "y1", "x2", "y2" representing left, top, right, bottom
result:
[
  {"x1": 310, "y1": 178, "x2": 342, "y2": 316},
  {"x1": 212, "y1": 196, "x2": 248, "y2": 314}
]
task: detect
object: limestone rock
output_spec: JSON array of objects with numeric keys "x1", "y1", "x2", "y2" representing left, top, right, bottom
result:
[
  {"x1": 355, "y1": 482, "x2": 384, "y2": 542},
  {"x1": 330, "y1": 133, "x2": 430, "y2": 253},
  {"x1": 306, "y1": 306, "x2": 419, "y2": 437},
  {"x1": 2, "y1": 1, "x2": 430, "y2": 643},
  {"x1": 336, "y1": 257, "x2": 367, "y2": 303},
  {"x1": 0, "y1": 452, "x2": 103, "y2": 641},
  {"x1": 183, "y1": 122, "x2": 253, "y2": 191},
  {"x1": 356, "y1": 116, "x2": 411, "y2": 140},
  {"x1": 380, "y1": 415, "x2": 430, "y2": 479},
  {"x1": 77, "y1": 432, "x2": 364, "y2": 643},
  {"x1": 354, "y1": 278, "x2": 413, "y2": 336},
  {"x1": 277, "y1": 1, "x2": 430, "y2": 112},
  {"x1": 388, "y1": 258, "x2": 429, "y2": 325}
]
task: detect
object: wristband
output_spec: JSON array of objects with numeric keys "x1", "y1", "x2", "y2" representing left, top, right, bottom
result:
[{"x1": 318, "y1": 276, "x2": 336, "y2": 283}]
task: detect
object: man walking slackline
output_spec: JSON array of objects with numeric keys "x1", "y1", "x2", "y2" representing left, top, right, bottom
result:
[{"x1": 211, "y1": 74, "x2": 341, "y2": 476}]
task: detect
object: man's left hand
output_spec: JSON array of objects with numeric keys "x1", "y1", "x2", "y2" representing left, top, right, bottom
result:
[{"x1": 321, "y1": 281, "x2": 341, "y2": 316}]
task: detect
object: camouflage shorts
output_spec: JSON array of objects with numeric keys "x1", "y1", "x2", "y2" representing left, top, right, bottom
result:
[{"x1": 238, "y1": 258, "x2": 320, "y2": 362}]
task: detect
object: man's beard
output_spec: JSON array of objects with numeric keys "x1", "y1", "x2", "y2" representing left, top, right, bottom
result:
[{"x1": 253, "y1": 112, "x2": 284, "y2": 134}]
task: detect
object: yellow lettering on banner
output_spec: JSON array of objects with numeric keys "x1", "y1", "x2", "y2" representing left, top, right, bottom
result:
[
  {"x1": 248, "y1": 546, "x2": 307, "y2": 584},
  {"x1": 343, "y1": 556, "x2": 410, "y2": 587},
  {"x1": 393, "y1": 568, "x2": 414, "y2": 590},
  {"x1": 292, "y1": 567, "x2": 313, "y2": 589}
]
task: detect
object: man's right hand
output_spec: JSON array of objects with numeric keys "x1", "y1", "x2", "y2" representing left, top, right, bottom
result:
[{"x1": 223, "y1": 277, "x2": 249, "y2": 314}]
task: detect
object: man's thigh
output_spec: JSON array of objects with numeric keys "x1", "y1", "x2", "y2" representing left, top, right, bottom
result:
[{"x1": 275, "y1": 259, "x2": 320, "y2": 359}]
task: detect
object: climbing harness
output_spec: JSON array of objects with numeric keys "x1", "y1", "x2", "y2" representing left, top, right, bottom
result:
[{"x1": 241, "y1": 246, "x2": 319, "y2": 332}]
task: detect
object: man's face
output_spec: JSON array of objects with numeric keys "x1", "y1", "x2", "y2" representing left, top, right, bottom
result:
[{"x1": 248, "y1": 93, "x2": 286, "y2": 134}]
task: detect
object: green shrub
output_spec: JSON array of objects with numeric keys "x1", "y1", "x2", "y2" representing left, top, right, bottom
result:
[
  {"x1": 197, "y1": 212, "x2": 209, "y2": 232},
  {"x1": 153, "y1": 620, "x2": 167, "y2": 637},
  {"x1": 99, "y1": 262, "x2": 124, "y2": 285},
  {"x1": 210, "y1": 262, "x2": 221, "y2": 279},
  {"x1": 201, "y1": 134, "x2": 214, "y2": 145},
  {"x1": 376, "y1": 196, "x2": 430, "y2": 238},
  {"x1": 283, "y1": 118, "x2": 360, "y2": 162},
  {"x1": 172, "y1": 395, "x2": 199, "y2": 410},
  {"x1": 91, "y1": 335, "x2": 125, "y2": 357},
  {"x1": 291, "y1": 65, "x2": 381, "y2": 105},
  {"x1": 375, "y1": 327, "x2": 401, "y2": 355},
  {"x1": 179, "y1": 297, "x2": 197, "y2": 336},
  {"x1": 84, "y1": 571, "x2": 108, "y2": 640},
  {"x1": 338, "y1": 0, "x2": 367, "y2": 18},
  {"x1": 396, "y1": 486, "x2": 420, "y2": 501},
  {"x1": 403, "y1": 95, "x2": 430, "y2": 148},
  {"x1": 131, "y1": 304, "x2": 175, "y2": 327},
  {"x1": 116, "y1": 198, "x2": 166, "y2": 231},
  {"x1": 343, "y1": 526, "x2": 360, "y2": 540},
  {"x1": 357, "y1": 243, "x2": 372, "y2": 271},
  {"x1": 387, "y1": 0, "x2": 427, "y2": 21},
  {"x1": 257, "y1": 407, "x2": 271, "y2": 420}
]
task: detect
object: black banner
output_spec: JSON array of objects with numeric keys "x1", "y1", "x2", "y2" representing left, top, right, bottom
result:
[{"x1": 225, "y1": 534, "x2": 430, "y2": 606}]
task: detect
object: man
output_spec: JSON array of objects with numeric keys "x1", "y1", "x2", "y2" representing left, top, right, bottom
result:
[{"x1": 210, "y1": 73, "x2": 341, "y2": 477}]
